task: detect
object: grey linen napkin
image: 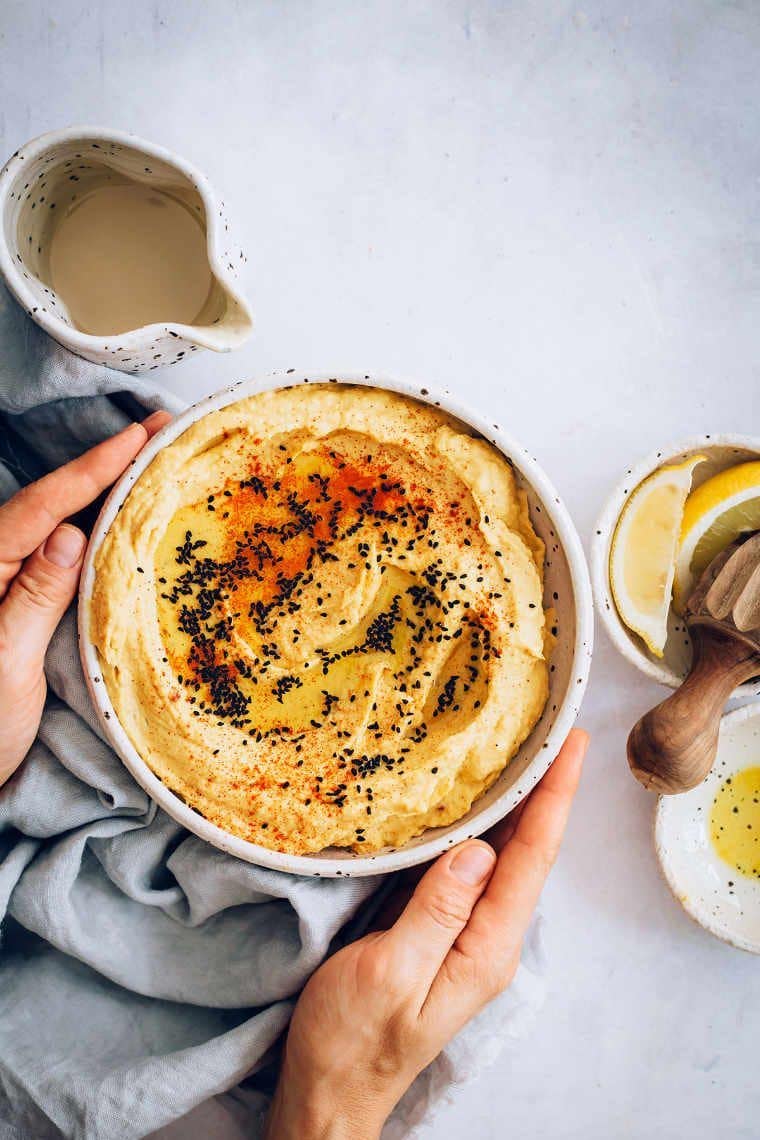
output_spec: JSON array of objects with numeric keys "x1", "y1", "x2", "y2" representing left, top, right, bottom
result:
[{"x1": 0, "y1": 286, "x2": 548, "y2": 1140}]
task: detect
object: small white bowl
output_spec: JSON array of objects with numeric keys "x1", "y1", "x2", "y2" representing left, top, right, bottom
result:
[
  {"x1": 591, "y1": 433, "x2": 760, "y2": 697},
  {"x1": 79, "y1": 370, "x2": 593, "y2": 877},
  {"x1": 655, "y1": 703, "x2": 760, "y2": 954}
]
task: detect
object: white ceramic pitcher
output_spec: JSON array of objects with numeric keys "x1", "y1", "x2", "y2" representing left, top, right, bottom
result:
[{"x1": 0, "y1": 127, "x2": 253, "y2": 372}]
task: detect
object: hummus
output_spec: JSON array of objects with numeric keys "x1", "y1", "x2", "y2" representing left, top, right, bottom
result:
[{"x1": 91, "y1": 385, "x2": 551, "y2": 854}]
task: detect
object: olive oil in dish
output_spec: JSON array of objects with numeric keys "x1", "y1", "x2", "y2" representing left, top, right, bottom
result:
[
  {"x1": 710, "y1": 765, "x2": 760, "y2": 879},
  {"x1": 46, "y1": 179, "x2": 213, "y2": 336}
]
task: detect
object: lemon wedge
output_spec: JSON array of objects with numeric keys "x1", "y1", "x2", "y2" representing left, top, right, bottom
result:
[
  {"x1": 610, "y1": 455, "x2": 705, "y2": 656},
  {"x1": 673, "y1": 460, "x2": 760, "y2": 612}
]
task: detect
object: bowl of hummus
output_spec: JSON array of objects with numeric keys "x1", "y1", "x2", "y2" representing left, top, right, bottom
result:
[{"x1": 80, "y1": 372, "x2": 593, "y2": 876}]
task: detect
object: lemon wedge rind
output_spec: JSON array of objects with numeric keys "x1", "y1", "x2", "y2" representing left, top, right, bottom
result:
[
  {"x1": 610, "y1": 455, "x2": 706, "y2": 658},
  {"x1": 673, "y1": 460, "x2": 760, "y2": 613}
]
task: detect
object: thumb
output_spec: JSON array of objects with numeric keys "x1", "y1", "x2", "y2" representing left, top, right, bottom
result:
[
  {"x1": 382, "y1": 840, "x2": 496, "y2": 991},
  {"x1": 1, "y1": 525, "x2": 86, "y2": 670}
]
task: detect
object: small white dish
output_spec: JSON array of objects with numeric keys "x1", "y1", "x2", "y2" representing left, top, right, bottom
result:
[
  {"x1": 0, "y1": 127, "x2": 253, "y2": 372},
  {"x1": 78, "y1": 370, "x2": 594, "y2": 878},
  {"x1": 591, "y1": 433, "x2": 760, "y2": 697},
  {"x1": 655, "y1": 703, "x2": 760, "y2": 953}
]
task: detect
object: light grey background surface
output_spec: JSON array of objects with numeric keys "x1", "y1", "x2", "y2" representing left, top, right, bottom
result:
[{"x1": 1, "y1": 2, "x2": 759, "y2": 1138}]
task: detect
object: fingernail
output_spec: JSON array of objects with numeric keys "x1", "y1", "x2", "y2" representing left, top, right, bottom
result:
[
  {"x1": 44, "y1": 525, "x2": 86, "y2": 568},
  {"x1": 450, "y1": 843, "x2": 495, "y2": 886},
  {"x1": 141, "y1": 410, "x2": 168, "y2": 430}
]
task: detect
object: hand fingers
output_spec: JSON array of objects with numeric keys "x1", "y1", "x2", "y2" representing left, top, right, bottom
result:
[
  {"x1": 380, "y1": 840, "x2": 496, "y2": 995},
  {"x1": 369, "y1": 735, "x2": 576, "y2": 934},
  {"x1": 466, "y1": 728, "x2": 588, "y2": 956},
  {"x1": 0, "y1": 524, "x2": 86, "y2": 673},
  {"x1": 423, "y1": 729, "x2": 588, "y2": 1030},
  {"x1": 0, "y1": 412, "x2": 169, "y2": 588},
  {"x1": 141, "y1": 410, "x2": 173, "y2": 438},
  {"x1": 370, "y1": 734, "x2": 573, "y2": 933}
]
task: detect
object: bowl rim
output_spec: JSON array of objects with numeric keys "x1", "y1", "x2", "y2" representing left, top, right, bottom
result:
[
  {"x1": 78, "y1": 369, "x2": 594, "y2": 877},
  {"x1": 590, "y1": 432, "x2": 760, "y2": 691},
  {"x1": 654, "y1": 701, "x2": 760, "y2": 954},
  {"x1": 0, "y1": 125, "x2": 253, "y2": 352}
]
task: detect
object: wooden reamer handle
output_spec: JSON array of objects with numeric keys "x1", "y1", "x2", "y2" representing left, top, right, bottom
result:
[{"x1": 627, "y1": 623, "x2": 760, "y2": 794}]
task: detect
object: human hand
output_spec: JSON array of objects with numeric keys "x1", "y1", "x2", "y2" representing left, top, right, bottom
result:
[
  {"x1": 0, "y1": 411, "x2": 171, "y2": 788},
  {"x1": 265, "y1": 728, "x2": 589, "y2": 1140}
]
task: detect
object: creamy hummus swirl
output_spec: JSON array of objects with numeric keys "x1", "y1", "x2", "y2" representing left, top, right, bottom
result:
[{"x1": 91, "y1": 385, "x2": 551, "y2": 854}]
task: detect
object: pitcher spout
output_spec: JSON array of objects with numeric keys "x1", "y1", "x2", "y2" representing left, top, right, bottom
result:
[{"x1": 168, "y1": 256, "x2": 254, "y2": 355}]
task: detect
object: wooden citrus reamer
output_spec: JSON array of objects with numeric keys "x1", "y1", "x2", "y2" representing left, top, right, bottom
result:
[{"x1": 628, "y1": 532, "x2": 760, "y2": 794}]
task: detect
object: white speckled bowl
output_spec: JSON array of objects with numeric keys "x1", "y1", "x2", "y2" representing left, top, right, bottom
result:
[
  {"x1": 79, "y1": 370, "x2": 593, "y2": 877},
  {"x1": 655, "y1": 703, "x2": 760, "y2": 954},
  {"x1": 591, "y1": 433, "x2": 760, "y2": 698}
]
